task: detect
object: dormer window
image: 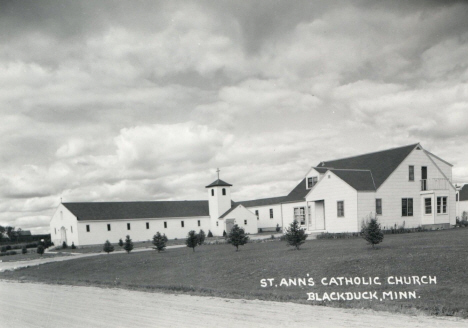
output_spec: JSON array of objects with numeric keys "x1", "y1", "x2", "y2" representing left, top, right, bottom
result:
[
  {"x1": 222, "y1": 188, "x2": 226, "y2": 196},
  {"x1": 307, "y1": 177, "x2": 318, "y2": 189}
]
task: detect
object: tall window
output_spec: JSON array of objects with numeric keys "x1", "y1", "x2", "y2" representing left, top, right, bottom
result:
[
  {"x1": 244, "y1": 220, "x2": 247, "y2": 225},
  {"x1": 107, "y1": 224, "x2": 111, "y2": 231},
  {"x1": 375, "y1": 199, "x2": 382, "y2": 215},
  {"x1": 337, "y1": 201, "x2": 344, "y2": 217},
  {"x1": 269, "y1": 209, "x2": 273, "y2": 219},
  {"x1": 425, "y1": 198, "x2": 432, "y2": 214},
  {"x1": 127, "y1": 223, "x2": 131, "y2": 230},
  {"x1": 181, "y1": 221, "x2": 184, "y2": 227},
  {"x1": 222, "y1": 188, "x2": 226, "y2": 195},
  {"x1": 307, "y1": 177, "x2": 318, "y2": 189},
  {"x1": 164, "y1": 221, "x2": 167, "y2": 229},
  {"x1": 409, "y1": 166, "x2": 414, "y2": 181},
  {"x1": 198, "y1": 220, "x2": 201, "y2": 227},
  {"x1": 402, "y1": 198, "x2": 413, "y2": 216},
  {"x1": 294, "y1": 207, "x2": 305, "y2": 225},
  {"x1": 86, "y1": 225, "x2": 90, "y2": 232},
  {"x1": 146, "y1": 222, "x2": 150, "y2": 229},
  {"x1": 437, "y1": 197, "x2": 447, "y2": 214},
  {"x1": 71, "y1": 226, "x2": 73, "y2": 233},
  {"x1": 211, "y1": 189, "x2": 214, "y2": 196},
  {"x1": 255, "y1": 210, "x2": 259, "y2": 220}
]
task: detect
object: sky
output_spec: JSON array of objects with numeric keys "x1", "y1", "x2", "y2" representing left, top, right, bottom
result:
[{"x1": 1, "y1": 0, "x2": 468, "y2": 234}]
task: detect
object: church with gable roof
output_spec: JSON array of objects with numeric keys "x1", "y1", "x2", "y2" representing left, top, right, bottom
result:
[{"x1": 50, "y1": 143, "x2": 458, "y2": 246}]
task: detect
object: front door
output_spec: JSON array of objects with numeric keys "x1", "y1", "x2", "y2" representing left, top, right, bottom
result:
[
  {"x1": 60, "y1": 226, "x2": 67, "y2": 245},
  {"x1": 315, "y1": 201, "x2": 325, "y2": 230},
  {"x1": 225, "y1": 219, "x2": 235, "y2": 234}
]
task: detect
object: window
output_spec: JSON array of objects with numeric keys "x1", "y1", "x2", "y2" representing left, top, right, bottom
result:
[
  {"x1": 86, "y1": 225, "x2": 90, "y2": 232},
  {"x1": 146, "y1": 222, "x2": 149, "y2": 229},
  {"x1": 164, "y1": 221, "x2": 167, "y2": 229},
  {"x1": 181, "y1": 221, "x2": 184, "y2": 228},
  {"x1": 55, "y1": 228, "x2": 56, "y2": 235},
  {"x1": 425, "y1": 198, "x2": 432, "y2": 214},
  {"x1": 402, "y1": 198, "x2": 413, "y2": 216},
  {"x1": 307, "y1": 177, "x2": 318, "y2": 189},
  {"x1": 198, "y1": 220, "x2": 201, "y2": 227},
  {"x1": 255, "y1": 210, "x2": 259, "y2": 220},
  {"x1": 337, "y1": 201, "x2": 344, "y2": 217},
  {"x1": 127, "y1": 223, "x2": 131, "y2": 230},
  {"x1": 71, "y1": 226, "x2": 73, "y2": 233},
  {"x1": 211, "y1": 189, "x2": 214, "y2": 196},
  {"x1": 107, "y1": 224, "x2": 111, "y2": 231},
  {"x1": 216, "y1": 221, "x2": 218, "y2": 226},
  {"x1": 409, "y1": 166, "x2": 414, "y2": 181},
  {"x1": 437, "y1": 197, "x2": 447, "y2": 214},
  {"x1": 376, "y1": 199, "x2": 382, "y2": 215},
  {"x1": 269, "y1": 209, "x2": 273, "y2": 219},
  {"x1": 294, "y1": 207, "x2": 306, "y2": 225},
  {"x1": 222, "y1": 188, "x2": 226, "y2": 195},
  {"x1": 244, "y1": 220, "x2": 247, "y2": 225}
]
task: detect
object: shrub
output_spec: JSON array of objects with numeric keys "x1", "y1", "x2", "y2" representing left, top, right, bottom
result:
[
  {"x1": 276, "y1": 224, "x2": 281, "y2": 233},
  {"x1": 361, "y1": 215, "x2": 384, "y2": 248},
  {"x1": 71, "y1": 242, "x2": 76, "y2": 249},
  {"x1": 118, "y1": 238, "x2": 124, "y2": 248},
  {"x1": 185, "y1": 230, "x2": 199, "y2": 252},
  {"x1": 207, "y1": 230, "x2": 213, "y2": 238},
  {"x1": 258, "y1": 228, "x2": 263, "y2": 233},
  {"x1": 223, "y1": 230, "x2": 227, "y2": 237},
  {"x1": 197, "y1": 229, "x2": 206, "y2": 246},
  {"x1": 103, "y1": 240, "x2": 115, "y2": 254},
  {"x1": 152, "y1": 232, "x2": 168, "y2": 252},
  {"x1": 123, "y1": 235, "x2": 133, "y2": 254},
  {"x1": 37, "y1": 245, "x2": 45, "y2": 256},
  {"x1": 227, "y1": 224, "x2": 249, "y2": 251},
  {"x1": 22, "y1": 247, "x2": 27, "y2": 255},
  {"x1": 284, "y1": 220, "x2": 307, "y2": 250},
  {"x1": 25, "y1": 243, "x2": 38, "y2": 249},
  {"x1": 0, "y1": 246, "x2": 6, "y2": 252},
  {"x1": 6, "y1": 245, "x2": 11, "y2": 251},
  {"x1": 62, "y1": 241, "x2": 68, "y2": 249}
]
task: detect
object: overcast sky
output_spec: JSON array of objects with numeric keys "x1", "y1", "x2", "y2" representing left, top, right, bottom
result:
[{"x1": 1, "y1": 0, "x2": 468, "y2": 233}]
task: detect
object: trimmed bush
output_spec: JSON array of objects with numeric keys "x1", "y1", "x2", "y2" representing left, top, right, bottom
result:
[
  {"x1": 118, "y1": 238, "x2": 124, "y2": 247},
  {"x1": 207, "y1": 230, "x2": 213, "y2": 238},
  {"x1": 37, "y1": 245, "x2": 45, "y2": 256},
  {"x1": 103, "y1": 240, "x2": 115, "y2": 254},
  {"x1": 276, "y1": 224, "x2": 281, "y2": 233},
  {"x1": 62, "y1": 241, "x2": 68, "y2": 249},
  {"x1": 123, "y1": 235, "x2": 133, "y2": 254},
  {"x1": 71, "y1": 242, "x2": 76, "y2": 249}
]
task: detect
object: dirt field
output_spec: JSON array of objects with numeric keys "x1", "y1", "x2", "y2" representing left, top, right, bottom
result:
[{"x1": 1, "y1": 280, "x2": 466, "y2": 328}]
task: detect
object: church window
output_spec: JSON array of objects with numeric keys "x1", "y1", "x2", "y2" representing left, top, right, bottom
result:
[
  {"x1": 71, "y1": 226, "x2": 73, "y2": 233},
  {"x1": 146, "y1": 222, "x2": 150, "y2": 229},
  {"x1": 164, "y1": 221, "x2": 167, "y2": 228},
  {"x1": 216, "y1": 221, "x2": 218, "y2": 226},
  {"x1": 86, "y1": 225, "x2": 90, "y2": 232},
  {"x1": 211, "y1": 189, "x2": 214, "y2": 196},
  {"x1": 127, "y1": 223, "x2": 131, "y2": 230},
  {"x1": 222, "y1": 188, "x2": 226, "y2": 195},
  {"x1": 244, "y1": 220, "x2": 247, "y2": 225},
  {"x1": 269, "y1": 209, "x2": 273, "y2": 219},
  {"x1": 255, "y1": 210, "x2": 259, "y2": 219},
  {"x1": 198, "y1": 220, "x2": 200, "y2": 227},
  {"x1": 181, "y1": 221, "x2": 184, "y2": 227},
  {"x1": 107, "y1": 224, "x2": 111, "y2": 231}
]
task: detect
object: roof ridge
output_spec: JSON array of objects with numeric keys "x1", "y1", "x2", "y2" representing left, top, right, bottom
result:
[
  {"x1": 318, "y1": 143, "x2": 419, "y2": 165},
  {"x1": 329, "y1": 168, "x2": 372, "y2": 172},
  {"x1": 63, "y1": 200, "x2": 208, "y2": 204}
]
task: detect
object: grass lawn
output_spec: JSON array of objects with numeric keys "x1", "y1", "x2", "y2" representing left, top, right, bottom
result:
[
  {"x1": 0, "y1": 252, "x2": 70, "y2": 262},
  {"x1": 2, "y1": 229, "x2": 468, "y2": 318}
]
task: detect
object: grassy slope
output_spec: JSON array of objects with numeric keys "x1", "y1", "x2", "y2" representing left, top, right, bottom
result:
[{"x1": 2, "y1": 229, "x2": 468, "y2": 318}]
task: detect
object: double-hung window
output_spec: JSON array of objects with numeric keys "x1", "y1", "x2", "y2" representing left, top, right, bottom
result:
[
  {"x1": 337, "y1": 201, "x2": 344, "y2": 217},
  {"x1": 307, "y1": 177, "x2": 318, "y2": 189},
  {"x1": 294, "y1": 207, "x2": 306, "y2": 225},
  {"x1": 375, "y1": 199, "x2": 382, "y2": 215},
  {"x1": 424, "y1": 198, "x2": 432, "y2": 214},
  {"x1": 402, "y1": 198, "x2": 413, "y2": 216},
  {"x1": 409, "y1": 166, "x2": 414, "y2": 181},
  {"x1": 437, "y1": 197, "x2": 447, "y2": 214}
]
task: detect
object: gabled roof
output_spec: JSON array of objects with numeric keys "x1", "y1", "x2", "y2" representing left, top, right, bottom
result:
[
  {"x1": 460, "y1": 184, "x2": 468, "y2": 202},
  {"x1": 205, "y1": 179, "x2": 232, "y2": 188},
  {"x1": 312, "y1": 167, "x2": 328, "y2": 174},
  {"x1": 317, "y1": 143, "x2": 418, "y2": 189},
  {"x1": 283, "y1": 178, "x2": 309, "y2": 202},
  {"x1": 235, "y1": 196, "x2": 287, "y2": 208},
  {"x1": 219, "y1": 205, "x2": 239, "y2": 218},
  {"x1": 63, "y1": 201, "x2": 209, "y2": 221},
  {"x1": 329, "y1": 169, "x2": 376, "y2": 191}
]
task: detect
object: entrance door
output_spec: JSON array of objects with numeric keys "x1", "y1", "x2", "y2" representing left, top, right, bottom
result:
[
  {"x1": 225, "y1": 219, "x2": 235, "y2": 234},
  {"x1": 60, "y1": 227, "x2": 67, "y2": 245},
  {"x1": 315, "y1": 201, "x2": 325, "y2": 230}
]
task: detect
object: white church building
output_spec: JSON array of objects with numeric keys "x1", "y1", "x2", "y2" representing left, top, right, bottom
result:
[{"x1": 50, "y1": 143, "x2": 457, "y2": 246}]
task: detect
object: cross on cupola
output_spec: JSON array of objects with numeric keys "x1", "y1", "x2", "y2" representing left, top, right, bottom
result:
[{"x1": 217, "y1": 168, "x2": 220, "y2": 179}]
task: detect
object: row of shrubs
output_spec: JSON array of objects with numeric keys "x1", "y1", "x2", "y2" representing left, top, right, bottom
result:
[
  {"x1": 455, "y1": 218, "x2": 468, "y2": 227},
  {"x1": 316, "y1": 226, "x2": 428, "y2": 240}
]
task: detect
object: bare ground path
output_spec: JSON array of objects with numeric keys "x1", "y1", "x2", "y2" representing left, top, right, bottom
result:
[{"x1": 1, "y1": 280, "x2": 466, "y2": 328}]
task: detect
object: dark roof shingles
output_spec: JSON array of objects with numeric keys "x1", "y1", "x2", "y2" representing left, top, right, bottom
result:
[
  {"x1": 330, "y1": 169, "x2": 376, "y2": 191},
  {"x1": 460, "y1": 185, "x2": 468, "y2": 202},
  {"x1": 205, "y1": 179, "x2": 232, "y2": 188},
  {"x1": 63, "y1": 201, "x2": 209, "y2": 221}
]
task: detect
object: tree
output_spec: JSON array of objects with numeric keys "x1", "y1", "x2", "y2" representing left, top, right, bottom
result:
[
  {"x1": 361, "y1": 215, "x2": 384, "y2": 249},
  {"x1": 207, "y1": 230, "x2": 213, "y2": 238},
  {"x1": 197, "y1": 229, "x2": 206, "y2": 246},
  {"x1": 284, "y1": 220, "x2": 307, "y2": 250},
  {"x1": 103, "y1": 240, "x2": 115, "y2": 254},
  {"x1": 123, "y1": 235, "x2": 133, "y2": 253},
  {"x1": 185, "y1": 230, "x2": 199, "y2": 252},
  {"x1": 37, "y1": 245, "x2": 45, "y2": 256},
  {"x1": 152, "y1": 232, "x2": 168, "y2": 252},
  {"x1": 227, "y1": 224, "x2": 249, "y2": 251},
  {"x1": 22, "y1": 246, "x2": 27, "y2": 255},
  {"x1": 5, "y1": 226, "x2": 15, "y2": 240},
  {"x1": 118, "y1": 238, "x2": 124, "y2": 248}
]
